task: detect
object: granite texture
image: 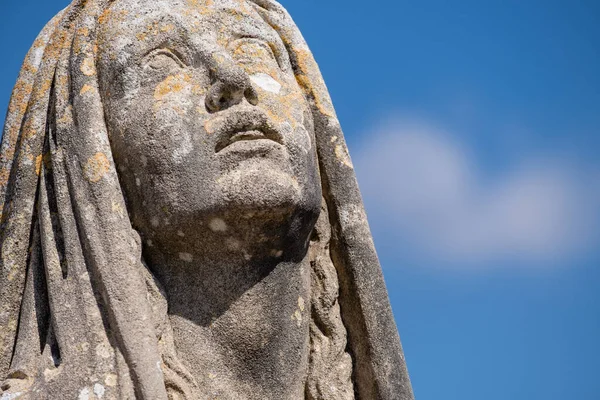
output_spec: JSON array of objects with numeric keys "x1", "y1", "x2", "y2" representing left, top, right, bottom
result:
[{"x1": 0, "y1": 1, "x2": 414, "y2": 399}]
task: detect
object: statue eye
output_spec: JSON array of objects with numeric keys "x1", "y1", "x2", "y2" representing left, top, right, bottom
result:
[
  {"x1": 144, "y1": 49, "x2": 185, "y2": 71},
  {"x1": 230, "y1": 38, "x2": 279, "y2": 68}
]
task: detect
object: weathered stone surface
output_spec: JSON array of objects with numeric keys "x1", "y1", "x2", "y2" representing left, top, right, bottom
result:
[{"x1": 0, "y1": 1, "x2": 414, "y2": 399}]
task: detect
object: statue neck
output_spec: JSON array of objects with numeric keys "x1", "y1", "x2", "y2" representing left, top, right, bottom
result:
[{"x1": 143, "y1": 243, "x2": 312, "y2": 399}]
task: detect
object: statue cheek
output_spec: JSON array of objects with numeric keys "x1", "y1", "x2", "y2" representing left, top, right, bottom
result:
[
  {"x1": 250, "y1": 72, "x2": 282, "y2": 95},
  {"x1": 152, "y1": 73, "x2": 196, "y2": 115}
]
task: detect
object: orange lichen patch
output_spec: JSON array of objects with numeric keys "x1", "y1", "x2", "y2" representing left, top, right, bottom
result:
[
  {"x1": 80, "y1": 84, "x2": 95, "y2": 95},
  {"x1": 22, "y1": 119, "x2": 39, "y2": 140},
  {"x1": 56, "y1": 73, "x2": 68, "y2": 89},
  {"x1": 183, "y1": 5, "x2": 210, "y2": 19},
  {"x1": 187, "y1": 0, "x2": 213, "y2": 8},
  {"x1": 154, "y1": 73, "x2": 191, "y2": 101},
  {"x1": 294, "y1": 49, "x2": 335, "y2": 118},
  {"x1": 263, "y1": 107, "x2": 283, "y2": 127},
  {"x1": 22, "y1": 61, "x2": 39, "y2": 76},
  {"x1": 80, "y1": 57, "x2": 96, "y2": 76},
  {"x1": 223, "y1": 4, "x2": 249, "y2": 21},
  {"x1": 83, "y1": 152, "x2": 110, "y2": 183},
  {"x1": 30, "y1": 152, "x2": 52, "y2": 176},
  {"x1": 26, "y1": 73, "x2": 54, "y2": 106},
  {"x1": 137, "y1": 21, "x2": 177, "y2": 42},
  {"x1": 0, "y1": 168, "x2": 9, "y2": 187},
  {"x1": 26, "y1": 152, "x2": 36, "y2": 166},
  {"x1": 74, "y1": 36, "x2": 93, "y2": 57},
  {"x1": 32, "y1": 36, "x2": 46, "y2": 50},
  {"x1": 77, "y1": 27, "x2": 90, "y2": 37},
  {"x1": 35, "y1": 155, "x2": 43, "y2": 176},
  {"x1": 161, "y1": 24, "x2": 175, "y2": 33},
  {"x1": 6, "y1": 81, "x2": 33, "y2": 123},
  {"x1": 192, "y1": 83, "x2": 206, "y2": 96},
  {"x1": 259, "y1": 86, "x2": 306, "y2": 131},
  {"x1": 98, "y1": 8, "x2": 113, "y2": 25}
]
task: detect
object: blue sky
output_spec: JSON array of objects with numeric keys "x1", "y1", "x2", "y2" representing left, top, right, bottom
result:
[{"x1": 1, "y1": 1, "x2": 599, "y2": 399}]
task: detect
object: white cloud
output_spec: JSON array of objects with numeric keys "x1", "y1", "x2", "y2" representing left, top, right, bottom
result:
[{"x1": 353, "y1": 119, "x2": 600, "y2": 267}]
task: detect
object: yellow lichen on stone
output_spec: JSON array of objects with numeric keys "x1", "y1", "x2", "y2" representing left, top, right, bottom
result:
[
  {"x1": 83, "y1": 152, "x2": 110, "y2": 183},
  {"x1": 98, "y1": 8, "x2": 113, "y2": 25},
  {"x1": 35, "y1": 154, "x2": 43, "y2": 176},
  {"x1": 294, "y1": 49, "x2": 335, "y2": 118},
  {"x1": 192, "y1": 83, "x2": 205, "y2": 96},
  {"x1": 154, "y1": 74, "x2": 191, "y2": 101},
  {"x1": 7, "y1": 81, "x2": 33, "y2": 119},
  {"x1": 32, "y1": 36, "x2": 46, "y2": 50},
  {"x1": 78, "y1": 27, "x2": 90, "y2": 37},
  {"x1": 80, "y1": 84, "x2": 95, "y2": 95},
  {"x1": 30, "y1": 76, "x2": 53, "y2": 104},
  {"x1": 187, "y1": 0, "x2": 213, "y2": 8},
  {"x1": 81, "y1": 57, "x2": 96, "y2": 76},
  {"x1": 22, "y1": 119, "x2": 38, "y2": 140},
  {"x1": 160, "y1": 23, "x2": 175, "y2": 33},
  {"x1": 0, "y1": 167, "x2": 9, "y2": 186},
  {"x1": 137, "y1": 21, "x2": 176, "y2": 42}
]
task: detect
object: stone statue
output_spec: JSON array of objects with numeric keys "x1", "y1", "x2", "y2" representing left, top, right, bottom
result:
[{"x1": 0, "y1": 1, "x2": 413, "y2": 399}]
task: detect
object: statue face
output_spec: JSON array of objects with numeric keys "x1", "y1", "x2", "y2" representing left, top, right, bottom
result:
[{"x1": 97, "y1": 0, "x2": 321, "y2": 253}]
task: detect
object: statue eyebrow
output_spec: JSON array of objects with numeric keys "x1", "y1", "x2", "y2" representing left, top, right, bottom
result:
[{"x1": 134, "y1": 21, "x2": 198, "y2": 67}]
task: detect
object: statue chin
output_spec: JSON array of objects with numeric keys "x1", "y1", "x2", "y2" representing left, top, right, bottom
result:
[
  {"x1": 220, "y1": 166, "x2": 303, "y2": 214},
  {"x1": 131, "y1": 163, "x2": 320, "y2": 260}
]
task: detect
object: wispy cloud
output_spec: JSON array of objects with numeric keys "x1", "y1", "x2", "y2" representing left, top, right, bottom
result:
[{"x1": 353, "y1": 118, "x2": 600, "y2": 267}]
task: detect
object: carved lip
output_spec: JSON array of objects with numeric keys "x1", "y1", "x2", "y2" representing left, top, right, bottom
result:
[{"x1": 209, "y1": 108, "x2": 284, "y2": 153}]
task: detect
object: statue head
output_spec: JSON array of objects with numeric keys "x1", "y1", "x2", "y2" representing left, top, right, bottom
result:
[
  {"x1": 0, "y1": 1, "x2": 413, "y2": 399},
  {"x1": 98, "y1": 0, "x2": 322, "y2": 259}
]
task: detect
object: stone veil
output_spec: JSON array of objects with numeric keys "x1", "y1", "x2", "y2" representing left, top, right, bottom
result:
[{"x1": 0, "y1": 0, "x2": 414, "y2": 399}]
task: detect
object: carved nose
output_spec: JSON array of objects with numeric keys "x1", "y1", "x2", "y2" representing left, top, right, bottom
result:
[{"x1": 205, "y1": 68, "x2": 259, "y2": 113}]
